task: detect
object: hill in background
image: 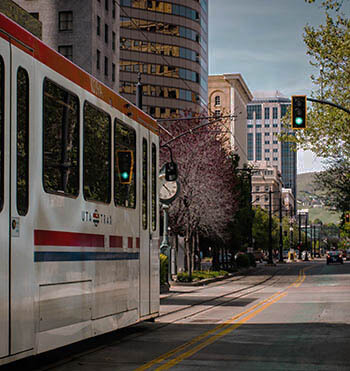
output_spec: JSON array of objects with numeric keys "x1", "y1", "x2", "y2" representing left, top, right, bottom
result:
[{"x1": 297, "y1": 171, "x2": 340, "y2": 225}]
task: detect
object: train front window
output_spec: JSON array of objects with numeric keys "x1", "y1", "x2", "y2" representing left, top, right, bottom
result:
[
  {"x1": 83, "y1": 102, "x2": 111, "y2": 203},
  {"x1": 0, "y1": 57, "x2": 3, "y2": 211},
  {"x1": 16, "y1": 67, "x2": 29, "y2": 215},
  {"x1": 114, "y1": 120, "x2": 136, "y2": 208},
  {"x1": 43, "y1": 78, "x2": 79, "y2": 196}
]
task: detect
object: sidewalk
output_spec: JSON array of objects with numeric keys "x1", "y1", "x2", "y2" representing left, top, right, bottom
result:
[{"x1": 160, "y1": 266, "x2": 261, "y2": 301}]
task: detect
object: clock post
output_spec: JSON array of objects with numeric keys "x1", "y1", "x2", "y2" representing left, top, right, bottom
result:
[{"x1": 160, "y1": 204, "x2": 171, "y2": 283}]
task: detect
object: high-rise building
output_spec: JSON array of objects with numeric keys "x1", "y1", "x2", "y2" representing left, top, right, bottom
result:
[
  {"x1": 15, "y1": 0, "x2": 120, "y2": 91},
  {"x1": 208, "y1": 73, "x2": 253, "y2": 167},
  {"x1": 119, "y1": 0, "x2": 208, "y2": 118},
  {"x1": 246, "y1": 91, "x2": 297, "y2": 209}
]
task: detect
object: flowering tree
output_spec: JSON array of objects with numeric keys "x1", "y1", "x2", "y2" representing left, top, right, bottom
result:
[{"x1": 160, "y1": 115, "x2": 240, "y2": 274}]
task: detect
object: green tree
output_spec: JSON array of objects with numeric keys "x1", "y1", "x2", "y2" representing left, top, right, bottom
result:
[
  {"x1": 252, "y1": 207, "x2": 278, "y2": 252},
  {"x1": 315, "y1": 157, "x2": 350, "y2": 212},
  {"x1": 282, "y1": 0, "x2": 350, "y2": 158}
]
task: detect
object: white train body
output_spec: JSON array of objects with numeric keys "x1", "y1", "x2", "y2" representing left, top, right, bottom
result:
[{"x1": 0, "y1": 13, "x2": 159, "y2": 365}]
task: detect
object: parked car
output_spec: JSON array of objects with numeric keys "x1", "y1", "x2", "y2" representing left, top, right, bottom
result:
[{"x1": 326, "y1": 251, "x2": 343, "y2": 265}]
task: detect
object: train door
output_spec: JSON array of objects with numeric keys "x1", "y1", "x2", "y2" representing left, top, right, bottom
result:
[
  {"x1": 0, "y1": 31, "x2": 10, "y2": 358},
  {"x1": 9, "y1": 44, "x2": 34, "y2": 354},
  {"x1": 140, "y1": 134, "x2": 151, "y2": 317}
]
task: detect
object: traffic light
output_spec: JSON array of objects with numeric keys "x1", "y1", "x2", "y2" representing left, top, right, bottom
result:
[
  {"x1": 291, "y1": 95, "x2": 307, "y2": 129},
  {"x1": 165, "y1": 161, "x2": 178, "y2": 181},
  {"x1": 345, "y1": 212, "x2": 350, "y2": 224},
  {"x1": 116, "y1": 150, "x2": 134, "y2": 184}
]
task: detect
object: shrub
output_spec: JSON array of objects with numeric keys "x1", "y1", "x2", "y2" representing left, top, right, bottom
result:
[
  {"x1": 160, "y1": 253, "x2": 168, "y2": 285},
  {"x1": 236, "y1": 253, "x2": 250, "y2": 268},
  {"x1": 177, "y1": 272, "x2": 191, "y2": 282},
  {"x1": 247, "y1": 253, "x2": 256, "y2": 267}
]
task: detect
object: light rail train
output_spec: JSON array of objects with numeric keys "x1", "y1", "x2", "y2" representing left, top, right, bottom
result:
[{"x1": 0, "y1": 13, "x2": 159, "y2": 365}]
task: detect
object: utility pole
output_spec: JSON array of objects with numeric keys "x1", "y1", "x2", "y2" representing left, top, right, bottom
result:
[
  {"x1": 310, "y1": 223, "x2": 313, "y2": 258},
  {"x1": 268, "y1": 188, "x2": 273, "y2": 265},
  {"x1": 304, "y1": 214, "x2": 309, "y2": 261},
  {"x1": 279, "y1": 194, "x2": 284, "y2": 263},
  {"x1": 298, "y1": 212, "x2": 302, "y2": 259}
]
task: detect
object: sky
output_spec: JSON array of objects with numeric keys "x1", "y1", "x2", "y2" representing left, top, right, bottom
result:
[{"x1": 208, "y1": 0, "x2": 349, "y2": 174}]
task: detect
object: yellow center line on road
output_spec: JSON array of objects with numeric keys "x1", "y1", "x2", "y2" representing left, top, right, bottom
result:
[
  {"x1": 156, "y1": 292, "x2": 288, "y2": 371},
  {"x1": 135, "y1": 267, "x2": 306, "y2": 371},
  {"x1": 134, "y1": 291, "x2": 285, "y2": 371}
]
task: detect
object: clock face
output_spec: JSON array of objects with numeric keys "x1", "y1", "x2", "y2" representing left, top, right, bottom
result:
[{"x1": 159, "y1": 179, "x2": 179, "y2": 204}]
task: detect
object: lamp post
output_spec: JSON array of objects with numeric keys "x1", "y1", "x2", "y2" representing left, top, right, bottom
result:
[
  {"x1": 304, "y1": 213, "x2": 309, "y2": 261},
  {"x1": 279, "y1": 194, "x2": 284, "y2": 263},
  {"x1": 298, "y1": 211, "x2": 302, "y2": 259}
]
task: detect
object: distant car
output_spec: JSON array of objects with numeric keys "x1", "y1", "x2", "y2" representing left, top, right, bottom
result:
[
  {"x1": 346, "y1": 249, "x2": 350, "y2": 261},
  {"x1": 326, "y1": 251, "x2": 343, "y2": 265}
]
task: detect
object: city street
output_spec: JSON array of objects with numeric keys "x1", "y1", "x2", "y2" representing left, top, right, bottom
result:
[{"x1": 10, "y1": 260, "x2": 350, "y2": 371}]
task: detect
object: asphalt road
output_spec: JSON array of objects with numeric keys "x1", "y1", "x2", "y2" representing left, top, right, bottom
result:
[{"x1": 6, "y1": 260, "x2": 350, "y2": 371}]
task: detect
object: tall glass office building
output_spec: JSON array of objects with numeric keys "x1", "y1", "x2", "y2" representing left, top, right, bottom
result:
[
  {"x1": 119, "y1": 0, "x2": 208, "y2": 118},
  {"x1": 246, "y1": 91, "x2": 297, "y2": 210}
]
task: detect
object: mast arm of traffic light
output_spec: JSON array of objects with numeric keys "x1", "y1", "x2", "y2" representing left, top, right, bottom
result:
[{"x1": 307, "y1": 97, "x2": 350, "y2": 115}]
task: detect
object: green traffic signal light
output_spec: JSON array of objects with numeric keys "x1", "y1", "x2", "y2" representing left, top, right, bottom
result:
[
  {"x1": 295, "y1": 117, "x2": 303, "y2": 125},
  {"x1": 116, "y1": 150, "x2": 134, "y2": 185},
  {"x1": 291, "y1": 95, "x2": 307, "y2": 129}
]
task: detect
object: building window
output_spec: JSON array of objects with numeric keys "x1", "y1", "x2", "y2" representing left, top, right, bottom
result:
[
  {"x1": 96, "y1": 49, "x2": 100, "y2": 70},
  {"x1": 112, "y1": 31, "x2": 116, "y2": 50},
  {"x1": 273, "y1": 107, "x2": 278, "y2": 119},
  {"x1": 256, "y1": 186, "x2": 260, "y2": 192},
  {"x1": 265, "y1": 149, "x2": 270, "y2": 153},
  {"x1": 256, "y1": 133, "x2": 262, "y2": 161},
  {"x1": 265, "y1": 132, "x2": 270, "y2": 136},
  {"x1": 112, "y1": 63, "x2": 115, "y2": 82},
  {"x1": 112, "y1": 1, "x2": 116, "y2": 18},
  {"x1": 214, "y1": 109, "x2": 221, "y2": 117},
  {"x1": 59, "y1": 11, "x2": 73, "y2": 31},
  {"x1": 281, "y1": 104, "x2": 289, "y2": 118},
  {"x1": 265, "y1": 140, "x2": 270, "y2": 144},
  {"x1": 264, "y1": 107, "x2": 270, "y2": 119},
  {"x1": 105, "y1": 0, "x2": 109, "y2": 11},
  {"x1": 97, "y1": 16, "x2": 101, "y2": 35},
  {"x1": 214, "y1": 95, "x2": 220, "y2": 106},
  {"x1": 58, "y1": 45, "x2": 73, "y2": 60},
  {"x1": 247, "y1": 104, "x2": 262, "y2": 120},
  {"x1": 273, "y1": 157, "x2": 278, "y2": 161},
  {"x1": 104, "y1": 56, "x2": 108, "y2": 76},
  {"x1": 265, "y1": 157, "x2": 270, "y2": 161},
  {"x1": 105, "y1": 24, "x2": 108, "y2": 43},
  {"x1": 273, "y1": 148, "x2": 278, "y2": 152},
  {"x1": 247, "y1": 133, "x2": 253, "y2": 161}
]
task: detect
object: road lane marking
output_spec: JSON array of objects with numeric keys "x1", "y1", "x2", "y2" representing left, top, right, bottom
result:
[
  {"x1": 134, "y1": 290, "x2": 285, "y2": 371},
  {"x1": 135, "y1": 268, "x2": 305, "y2": 371},
  {"x1": 156, "y1": 292, "x2": 288, "y2": 371}
]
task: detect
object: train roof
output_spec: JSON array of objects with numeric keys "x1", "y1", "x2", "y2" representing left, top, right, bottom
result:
[{"x1": 0, "y1": 12, "x2": 158, "y2": 135}]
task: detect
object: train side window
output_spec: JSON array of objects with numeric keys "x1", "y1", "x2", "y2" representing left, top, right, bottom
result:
[
  {"x1": 83, "y1": 102, "x2": 111, "y2": 203},
  {"x1": 43, "y1": 79, "x2": 79, "y2": 196},
  {"x1": 16, "y1": 67, "x2": 29, "y2": 215},
  {"x1": 114, "y1": 120, "x2": 136, "y2": 208},
  {"x1": 0, "y1": 57, "x2": 4, "y2": 211},
  {"x1": 142, "y1": 138, "x2": 148, "y2": 230},
  {"x1": 151, "y1": 143, "x2": 157, "y2": 231}
]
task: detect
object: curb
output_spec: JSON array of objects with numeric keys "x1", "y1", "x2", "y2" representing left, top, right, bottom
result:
[{"x1": 169, "y1": 267, "x2": 256, "y2": 287}]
